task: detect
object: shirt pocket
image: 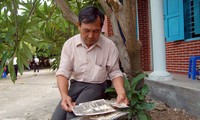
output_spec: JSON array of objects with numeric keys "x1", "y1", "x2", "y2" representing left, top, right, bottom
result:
[{"x1": 90, "y1": 65, "x2": 107, "y2": 83}]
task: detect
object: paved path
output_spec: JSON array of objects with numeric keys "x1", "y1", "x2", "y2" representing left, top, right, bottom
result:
[{"x1": 0, "y1": 69, "x2": 60, "y2": 120}]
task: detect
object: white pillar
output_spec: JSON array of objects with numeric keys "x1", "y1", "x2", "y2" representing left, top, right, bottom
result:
[{"x1": 148, "y1": 0, "x2": 173, "y2": 81}]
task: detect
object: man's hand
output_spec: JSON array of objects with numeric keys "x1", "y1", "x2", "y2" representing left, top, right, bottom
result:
[
  {"x1": 57, "y1": 76, "x2": 75, "y2": 112},
  {"x1": 112, "y1": 76, "x2": 129, "y2": 105},
  {"x1": 61, "y1": 95, "x2": 75, "y2": 112},
  {"x1": 116, "y1": 94, "x2": 129, "y2": 105}
]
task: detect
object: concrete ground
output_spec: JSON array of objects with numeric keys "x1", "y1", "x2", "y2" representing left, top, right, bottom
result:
[
  {"x1": 0, "y1": 69, "x2": 60, "y2": 120},
  {"x1": 1, "y1": 69, "x2": 200, "y2": 119}
]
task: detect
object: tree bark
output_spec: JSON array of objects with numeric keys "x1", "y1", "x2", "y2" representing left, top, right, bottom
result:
[
  {"x1": 54, "y1": 0, "x2": 78, "y2": 25},
  {"x1": 101, "y1": 0, "x2": 142, "y2": 78},
  {"x1": 123, "y1": 0, "x2": 142, "y2": 77},
  {"x1": 109, "y1": 13, "x2": 131, "y2": 75}
]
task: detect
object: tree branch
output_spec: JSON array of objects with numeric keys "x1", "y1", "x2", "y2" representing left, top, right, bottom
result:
[
  {"x1": 13, "y1": 0, "x2": 19, "y2": 43},
  {"x1": 99, "y1": 0, "x2": 112, "y2": 17},
  {"x1": 109, "y1": 13, "x2": 131, "y2": 76},
  {"x1": 54, "y1": 0, "x2": 78, "y2": 25},
  {"x1": 28, "y1": 0, "x2": 37, "y2": 17},
  {"x1": 104, "y1": 0, "x2": 127, "y2": 40}
]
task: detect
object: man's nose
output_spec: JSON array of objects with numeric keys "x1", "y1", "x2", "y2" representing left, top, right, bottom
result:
[{"x1": 88, "y1": 31, "x2": 94, "y2": 38}]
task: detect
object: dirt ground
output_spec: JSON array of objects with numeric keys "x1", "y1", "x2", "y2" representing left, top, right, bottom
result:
[{"x1": 148, "y1": 100, "x2": 198, "y2": 120}]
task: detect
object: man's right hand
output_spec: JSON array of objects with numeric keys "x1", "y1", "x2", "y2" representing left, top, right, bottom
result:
[{"x1": 61, "y1": 95, "x2": 75, "y2": 112}]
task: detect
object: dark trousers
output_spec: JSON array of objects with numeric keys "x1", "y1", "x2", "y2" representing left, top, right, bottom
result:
[
  {"x1": 14, "y1": 65, "x2": 18, "y2": 78},
  {"x1": 34, "y1": 63, "x2": 39, "y2": 72},
  {"x1": 6, "y1": 65, "x2": 9, "y2": 75},
  {"x1": 51, "y1": 80, "x2": 111, "y2": 120}
]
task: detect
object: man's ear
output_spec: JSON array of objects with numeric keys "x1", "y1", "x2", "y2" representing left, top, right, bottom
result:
[{"x1": 77, "y1": 22, "x2": 81, "y2": 30}]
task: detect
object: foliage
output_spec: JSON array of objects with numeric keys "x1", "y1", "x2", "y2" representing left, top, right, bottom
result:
[
  {"x1": 0, "y1": 0, "x2": 37, "y2": 82},
  {"x1": 0, "y1": 0, "x2": 107, "y2": 82},
  {"x1": 0, "y1": 0, "x2": 108, "y2": 82},
  {"x1": 68, "y1": 0, "x2": 101, "y2": 14},
  {"x1": 106, "y1": 73, "x2": 155, "y2": 120},
  {"x1": 0, "y1": 0, "x2": 79, "y2": 81}
]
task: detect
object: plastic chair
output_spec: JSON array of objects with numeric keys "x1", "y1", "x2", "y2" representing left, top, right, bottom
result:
[{"x1": 188, "y1": 56, "x2": 200, "y2": 80}]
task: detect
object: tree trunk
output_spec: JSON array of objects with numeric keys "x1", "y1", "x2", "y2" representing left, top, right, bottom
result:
[
  {"x1": 123, "y1": 0, "x2": 142, "y2": 78},
  {"x1": 100, "y1": 0, "x2": 142, "y2": 79}
]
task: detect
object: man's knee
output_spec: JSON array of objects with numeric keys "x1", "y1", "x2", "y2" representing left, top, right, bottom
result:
[
  {"x1": 66, "y1": 112, "x2": 76, "y2": 120},
  {"x1": 51, "y1": 101, "x2": 67, "y2": 120}
]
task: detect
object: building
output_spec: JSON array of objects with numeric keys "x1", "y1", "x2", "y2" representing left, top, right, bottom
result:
[
  {"x1": 103, "y1": 0, "x2": 200, "y2": 118},
  {"x1": 103, "y1": 0, "x2": 200, "y2": 77}
]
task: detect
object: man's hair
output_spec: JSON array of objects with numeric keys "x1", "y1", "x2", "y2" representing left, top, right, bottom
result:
[{"x1": 78, "y1": 6, "x2": 105, "y2": 28}]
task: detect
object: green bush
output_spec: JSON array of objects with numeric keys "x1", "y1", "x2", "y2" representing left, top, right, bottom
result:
[{"x1": 105, "y1": 73, "x2": 155, "y2": 120}]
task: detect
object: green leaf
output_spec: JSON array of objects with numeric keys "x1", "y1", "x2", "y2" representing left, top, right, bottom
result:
[
  {"x1": 40, "y1": 22, "x2": 45, "y2": 31},
  {"x1": 127, "y1": 90, "x2": 133, "y2": 99},
  {"x1": 146, "y1": 113, "x2": 153, "y2": 120},
  {"x1": 22, "y1": 42, "x2": 33, "y2": 60},
  {"x1": 20, "y1": 52, "x2": 29, "y2": 68},
  {"x1": 23, "y1": 37, "x2": 38, "y2": 46},
  {"x1": 1, "y1": 52, "x2": 8, "y2": 66},
  {"x1": 141, "y1": 103, "x2": 156, "y2": 111},
  {"x1": 105, "y1": 87, "x2": 116, "y2": 93},
  {"x1": 8, "y1": 58, "x2": 16, "y2": 82},
  {"x1": 135, "y1": 104, "x2": 143, "y2": 110},
  {"x1": 26, "y1": 19, "x2": 41, "y2": 28},
  {"x1": 138, "y1": 94, "x2": 145, "y2": 100},
  {"x1": 131, "y1": 73, "x2": 147, "y2": 89},
  {"x1": 44, "y1": 1, "x2": 48, "y2": 15},
  {"x1": 137, "y1": 111, "x2": 148, "y2": 120},
  {"x1": 127, "y1": 108, "x2": 135, "y2": 120},
  {"x1": 20, "y1": 1, "x2": 32, "y2": 10},
  {"x1": 131, "y1": 96, "x2": 139, "y2": 106},
  {"x1": 128, "y1": 113, "x2": 132, "y2": 120},
  {"x1": 141, "y1": 84, "x2": 150, "y2": 96},
  {"x1": 5, "y1": 28, "x2": 15, "y2": 41},
  {"x1": 0, "y1": 69, "x2": 3, "y2": 79},
  {"x1": 35, "y1": 7, "x2": 46, "y2": 19},
  {"x1": 17, "y1": 52, "x2": 24, "y2": 75}
]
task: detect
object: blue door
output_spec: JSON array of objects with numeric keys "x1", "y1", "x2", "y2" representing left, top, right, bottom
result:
[{"x1": 164, "y1": 0, "x2": 184, "y2": 42}]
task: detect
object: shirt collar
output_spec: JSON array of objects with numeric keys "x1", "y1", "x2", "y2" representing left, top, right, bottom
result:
[
  {"x1": 75, "y1": 34, "x2": 103, "y2": 49},
  {"x1": 96, "y1": 35, "x2": 103, "y2": 48},
  {"x1": 75, "y1": 34, "x2": 82, "y2": 47}
]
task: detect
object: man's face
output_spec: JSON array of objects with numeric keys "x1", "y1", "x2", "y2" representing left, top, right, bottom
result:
[{"x1": 78, "y1": 17, "x2": 102, "y2": 47}]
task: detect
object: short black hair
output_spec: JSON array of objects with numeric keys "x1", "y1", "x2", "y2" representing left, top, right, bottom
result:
[{"x1": 78, "y1": 6, "x2": 105, "y2": 28}]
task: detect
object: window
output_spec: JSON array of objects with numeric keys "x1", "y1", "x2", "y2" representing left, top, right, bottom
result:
[{"x1": 164, "y1": 0, "x2": 200, "y2": 42}]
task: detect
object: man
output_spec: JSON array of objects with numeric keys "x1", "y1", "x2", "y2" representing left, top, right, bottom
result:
[
  {"x1": 34, "y1": 56, "x2": 39, "y2": 73},
  {"x1": 52, "y1": 6, "x2": 128, "y2": 120},
  {"x1": 13, "y1": 56, "x2": 18, "y2": 79}
]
